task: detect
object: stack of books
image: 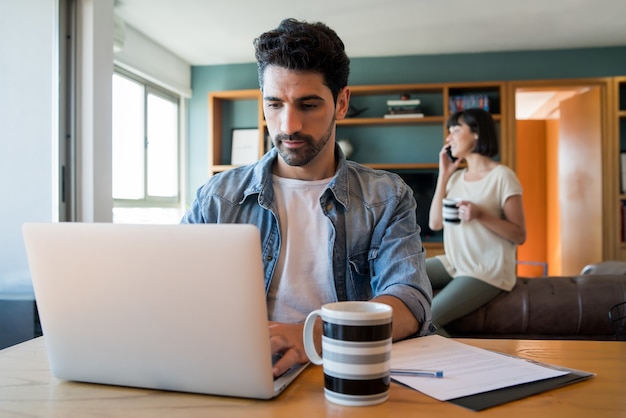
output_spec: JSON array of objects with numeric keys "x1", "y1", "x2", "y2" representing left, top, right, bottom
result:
[{"x1": 384, "y1": 98, "x2": 424, "y2": 119}]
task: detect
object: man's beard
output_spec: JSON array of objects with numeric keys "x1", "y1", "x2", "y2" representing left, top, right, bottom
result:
[{"x1": 272, "y1": 117, "x2": 335, "y2": 167}]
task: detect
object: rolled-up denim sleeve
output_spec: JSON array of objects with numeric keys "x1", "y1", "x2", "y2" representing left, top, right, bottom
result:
[
  {"x1": 382, "y1": 281, "x2": 433, "y2": 337},
  {"x1": 372, "y1": 182, "x2": 433, "y2": 336}
]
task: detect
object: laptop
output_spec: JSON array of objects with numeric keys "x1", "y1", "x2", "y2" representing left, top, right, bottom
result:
[{"x1": 22, "y1": 222, "x2": 307, "y2": 399}]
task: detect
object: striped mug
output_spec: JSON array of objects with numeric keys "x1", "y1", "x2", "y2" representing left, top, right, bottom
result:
[
  {"x1": 442, "y1": 197, "x2": 461, "y2": 224},
  {"x1": 303, "y1": 301, "x2": 393, "y2": 406}
]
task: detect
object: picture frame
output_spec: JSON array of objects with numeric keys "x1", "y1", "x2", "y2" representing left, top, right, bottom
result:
[{"x1": 231, "y1": 128, "x2": 260, "y2": 166}]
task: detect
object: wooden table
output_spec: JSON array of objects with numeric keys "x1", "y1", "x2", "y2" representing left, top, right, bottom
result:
[{"x1": 0, "y1": 337, "x2": 624, "y2": 417}]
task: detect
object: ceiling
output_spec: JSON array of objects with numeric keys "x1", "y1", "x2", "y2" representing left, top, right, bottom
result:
[
  {"x1": 114, "y1": 0, "x2": 626, "y2": 66},
  {"x1": 113, "y1": 0, "x2": 626, "y2": 119}
]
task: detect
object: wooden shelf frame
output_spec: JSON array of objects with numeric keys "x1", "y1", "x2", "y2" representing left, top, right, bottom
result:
[
  {"x1": 615, "y1": 76, "x2": 626, "y2": 251},
  {"x1": 207, "y1": 82, "x2": 506, "y2": 256}
]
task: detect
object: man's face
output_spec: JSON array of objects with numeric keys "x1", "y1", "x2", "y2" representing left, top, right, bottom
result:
[{"x1": 262, "y1": 66, "x2": 348, "y2": 168}]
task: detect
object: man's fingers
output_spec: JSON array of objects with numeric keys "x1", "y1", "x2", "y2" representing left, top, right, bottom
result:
[
  {"x1": 272, "y1": 347, "x2": 302, "y2": 378},
  {"x1": 268, "y1": 322, "x2": 308, "y2": 377},
  {"x1": 269, "y1": 334, "x2": 288, "y2": 357}
]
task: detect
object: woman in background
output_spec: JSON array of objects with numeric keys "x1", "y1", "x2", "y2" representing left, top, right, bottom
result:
[{"x1": 427, "y1": 108, "x2": 526, "y2": 335}]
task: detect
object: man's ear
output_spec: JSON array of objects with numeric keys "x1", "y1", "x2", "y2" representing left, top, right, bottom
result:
[{"x1": 335, "y1": 87, "x2": 351, "y2": 121}]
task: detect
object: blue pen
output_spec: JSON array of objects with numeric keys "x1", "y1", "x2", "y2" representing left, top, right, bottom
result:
[{"x1": 390, "y1": 369, "x2": 444, "y2": 378}]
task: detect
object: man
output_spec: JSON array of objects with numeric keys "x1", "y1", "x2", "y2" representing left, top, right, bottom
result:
[{"x1": 181, "y1": 18, "x2": 432, "y2": 377}]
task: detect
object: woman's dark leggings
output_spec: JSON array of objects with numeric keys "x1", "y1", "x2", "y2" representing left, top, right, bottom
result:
[{"x1": 426, "y1": 257, "x2": 503, "y2": 336}]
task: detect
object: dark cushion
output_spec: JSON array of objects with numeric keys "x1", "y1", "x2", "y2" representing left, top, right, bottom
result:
[{"x1": 445, "y1": 275, "x2": 626, "y2": 339}]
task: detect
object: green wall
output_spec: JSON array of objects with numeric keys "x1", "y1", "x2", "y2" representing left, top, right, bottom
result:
[{"x1": 188, "y1": 46, "x2": 626, "y2": 203}]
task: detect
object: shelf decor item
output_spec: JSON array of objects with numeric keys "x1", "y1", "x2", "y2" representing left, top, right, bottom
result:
[
  {"x1": 345, "y1": 105, "x2": 368, "y2": 118},
  {"x1": 231, "y1": 128, "x2": 260, "y2": 166},
  {"x1": 337, "y1": 139, "x2": 354, "y2": 157}
]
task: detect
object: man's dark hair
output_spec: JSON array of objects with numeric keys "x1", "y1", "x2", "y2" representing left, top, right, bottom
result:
[
  {"x1": 446, "y1": 108, "x2": 499, "y2": 158},
  {"x1": 253, "y1": 18, "x2": 350, "y2": 103}
]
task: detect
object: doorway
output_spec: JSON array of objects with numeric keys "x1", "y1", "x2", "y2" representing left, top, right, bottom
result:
[{"x1": 510, "y1": 79, "x2": 610, "y2": 277}]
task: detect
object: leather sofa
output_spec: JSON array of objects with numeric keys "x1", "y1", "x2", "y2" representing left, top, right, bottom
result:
[{"x1": 444, "y1": 274, "x2": 626, "y2": 340}]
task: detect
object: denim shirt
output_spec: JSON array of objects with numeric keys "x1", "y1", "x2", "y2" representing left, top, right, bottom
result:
[{"x1": 181, "y1": 146, "x2": 433, "y2": 335}]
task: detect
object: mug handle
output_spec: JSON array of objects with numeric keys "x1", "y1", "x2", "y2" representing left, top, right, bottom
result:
[{"x1": 303, "y1": 309, "x2": 323, "y2": 365}]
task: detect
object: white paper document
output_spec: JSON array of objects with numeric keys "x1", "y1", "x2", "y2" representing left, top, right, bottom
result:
[{"x1": 390, "y1": 335, "x2": 567, "y2": 401}]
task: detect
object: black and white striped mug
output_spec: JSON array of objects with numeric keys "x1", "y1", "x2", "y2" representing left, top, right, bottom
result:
[
  {"x1": 443, "y1": 197, "x2": 461, "y2": 224},
  {"x1": 303, "y1": 301, "x2": 393, "y2": 406}
]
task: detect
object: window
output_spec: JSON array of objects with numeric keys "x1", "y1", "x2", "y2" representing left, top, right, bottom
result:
[{"x1": 112, "y1": 69, "x2": 183, "y2": 224}]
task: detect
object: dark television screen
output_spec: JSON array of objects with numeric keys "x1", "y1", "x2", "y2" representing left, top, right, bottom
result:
[{"x1": 391, "y1": 170, "x2": 440, "y2": 241}]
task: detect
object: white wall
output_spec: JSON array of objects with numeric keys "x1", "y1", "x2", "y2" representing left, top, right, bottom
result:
[
  {"x1": 0, "y1": 1, "x2": 191, "y2": 294},
  {"x1": 75, "y1": 0, "x2": 114, "y2": 223},
  {"x1": 0, "y1": 1, "x2": 56, "y2": 293},
  {"x1": 114, "y1": 24, "x2": 192, "y2": 98}
]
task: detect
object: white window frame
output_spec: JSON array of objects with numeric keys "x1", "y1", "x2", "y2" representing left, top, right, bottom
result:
[{"x1": 112, "y1": 66, "x2": 186, "y2": 224}]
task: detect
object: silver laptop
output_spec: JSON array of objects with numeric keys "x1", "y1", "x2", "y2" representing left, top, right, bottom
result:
[{"x1": 22, "y1": 222, "x2": 307, "y2": 399}]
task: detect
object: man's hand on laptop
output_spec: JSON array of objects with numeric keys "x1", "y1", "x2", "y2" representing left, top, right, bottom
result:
[{"x1": 269, "y1": 321, "x2": 320, "y2": 378}]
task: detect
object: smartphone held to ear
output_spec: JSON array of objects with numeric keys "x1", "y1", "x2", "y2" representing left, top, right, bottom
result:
[{"x1": 446, "y1": 146, "x2": 458, "y2": 162}]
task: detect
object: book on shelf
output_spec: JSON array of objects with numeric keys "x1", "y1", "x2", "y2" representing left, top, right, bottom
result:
[
  {"x1": 622, "y1": 200, "x2": 625, "y2": 243},
  {"x1": 386, "y1": 102, "x2": 424, "y2": 119},
  {"x1": 621, "y1": 153, "x2": 626, "y2": 194},
  {"x1": 387, "y1": 105, "x2": 422, "y2": 113},
  {"x1": 449, "y1": 94, "x2": 490, "y2": 112},
  {"x1": 383, "y1": 113, "x2": 425, "y2": 119},
  {"x1": 387, "y1": 98, "x2": 421, "y2": 106}
]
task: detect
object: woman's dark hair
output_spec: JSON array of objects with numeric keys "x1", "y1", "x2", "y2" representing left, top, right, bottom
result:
[
  {"x1": 446, "y1": 108, "x2": 499, "y2": 158},
  {"x1": 253, "y1": 18, "x2": 350, "y2": 104}
]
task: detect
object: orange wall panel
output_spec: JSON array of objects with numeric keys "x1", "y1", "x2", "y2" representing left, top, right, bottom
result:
[
  {"x1": 546, "y1": 119, "x2": 561, "y2": 275},
  {"x1": 516, "y1": 120, "x2": 547, "y2": 277}
]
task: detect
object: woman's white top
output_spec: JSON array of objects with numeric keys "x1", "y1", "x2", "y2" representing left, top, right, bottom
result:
[{"x1": 436, "y1": 164, "x2": 522, "y2": 291}]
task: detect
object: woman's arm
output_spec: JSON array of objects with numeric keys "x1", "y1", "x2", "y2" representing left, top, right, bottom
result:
[
  {"x1": 429, "y1": 146, "x2": 461, "y2": 231},
  {"x1": 459, "y1": 194, "x2": 526, "y2": 244}
]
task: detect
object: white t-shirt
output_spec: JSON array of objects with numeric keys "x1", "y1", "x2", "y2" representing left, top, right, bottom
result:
[
  {"x1": 267, "y1": 175, "x2": 336, "y2": 322},
  {"x1": 436, "y1": 164, "x2": 522, "y2": 291}
]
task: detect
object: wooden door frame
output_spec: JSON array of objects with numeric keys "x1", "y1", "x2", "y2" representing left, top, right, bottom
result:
[{"x1": 506, "y1": 77, "x2": 616, "y2": 261}]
